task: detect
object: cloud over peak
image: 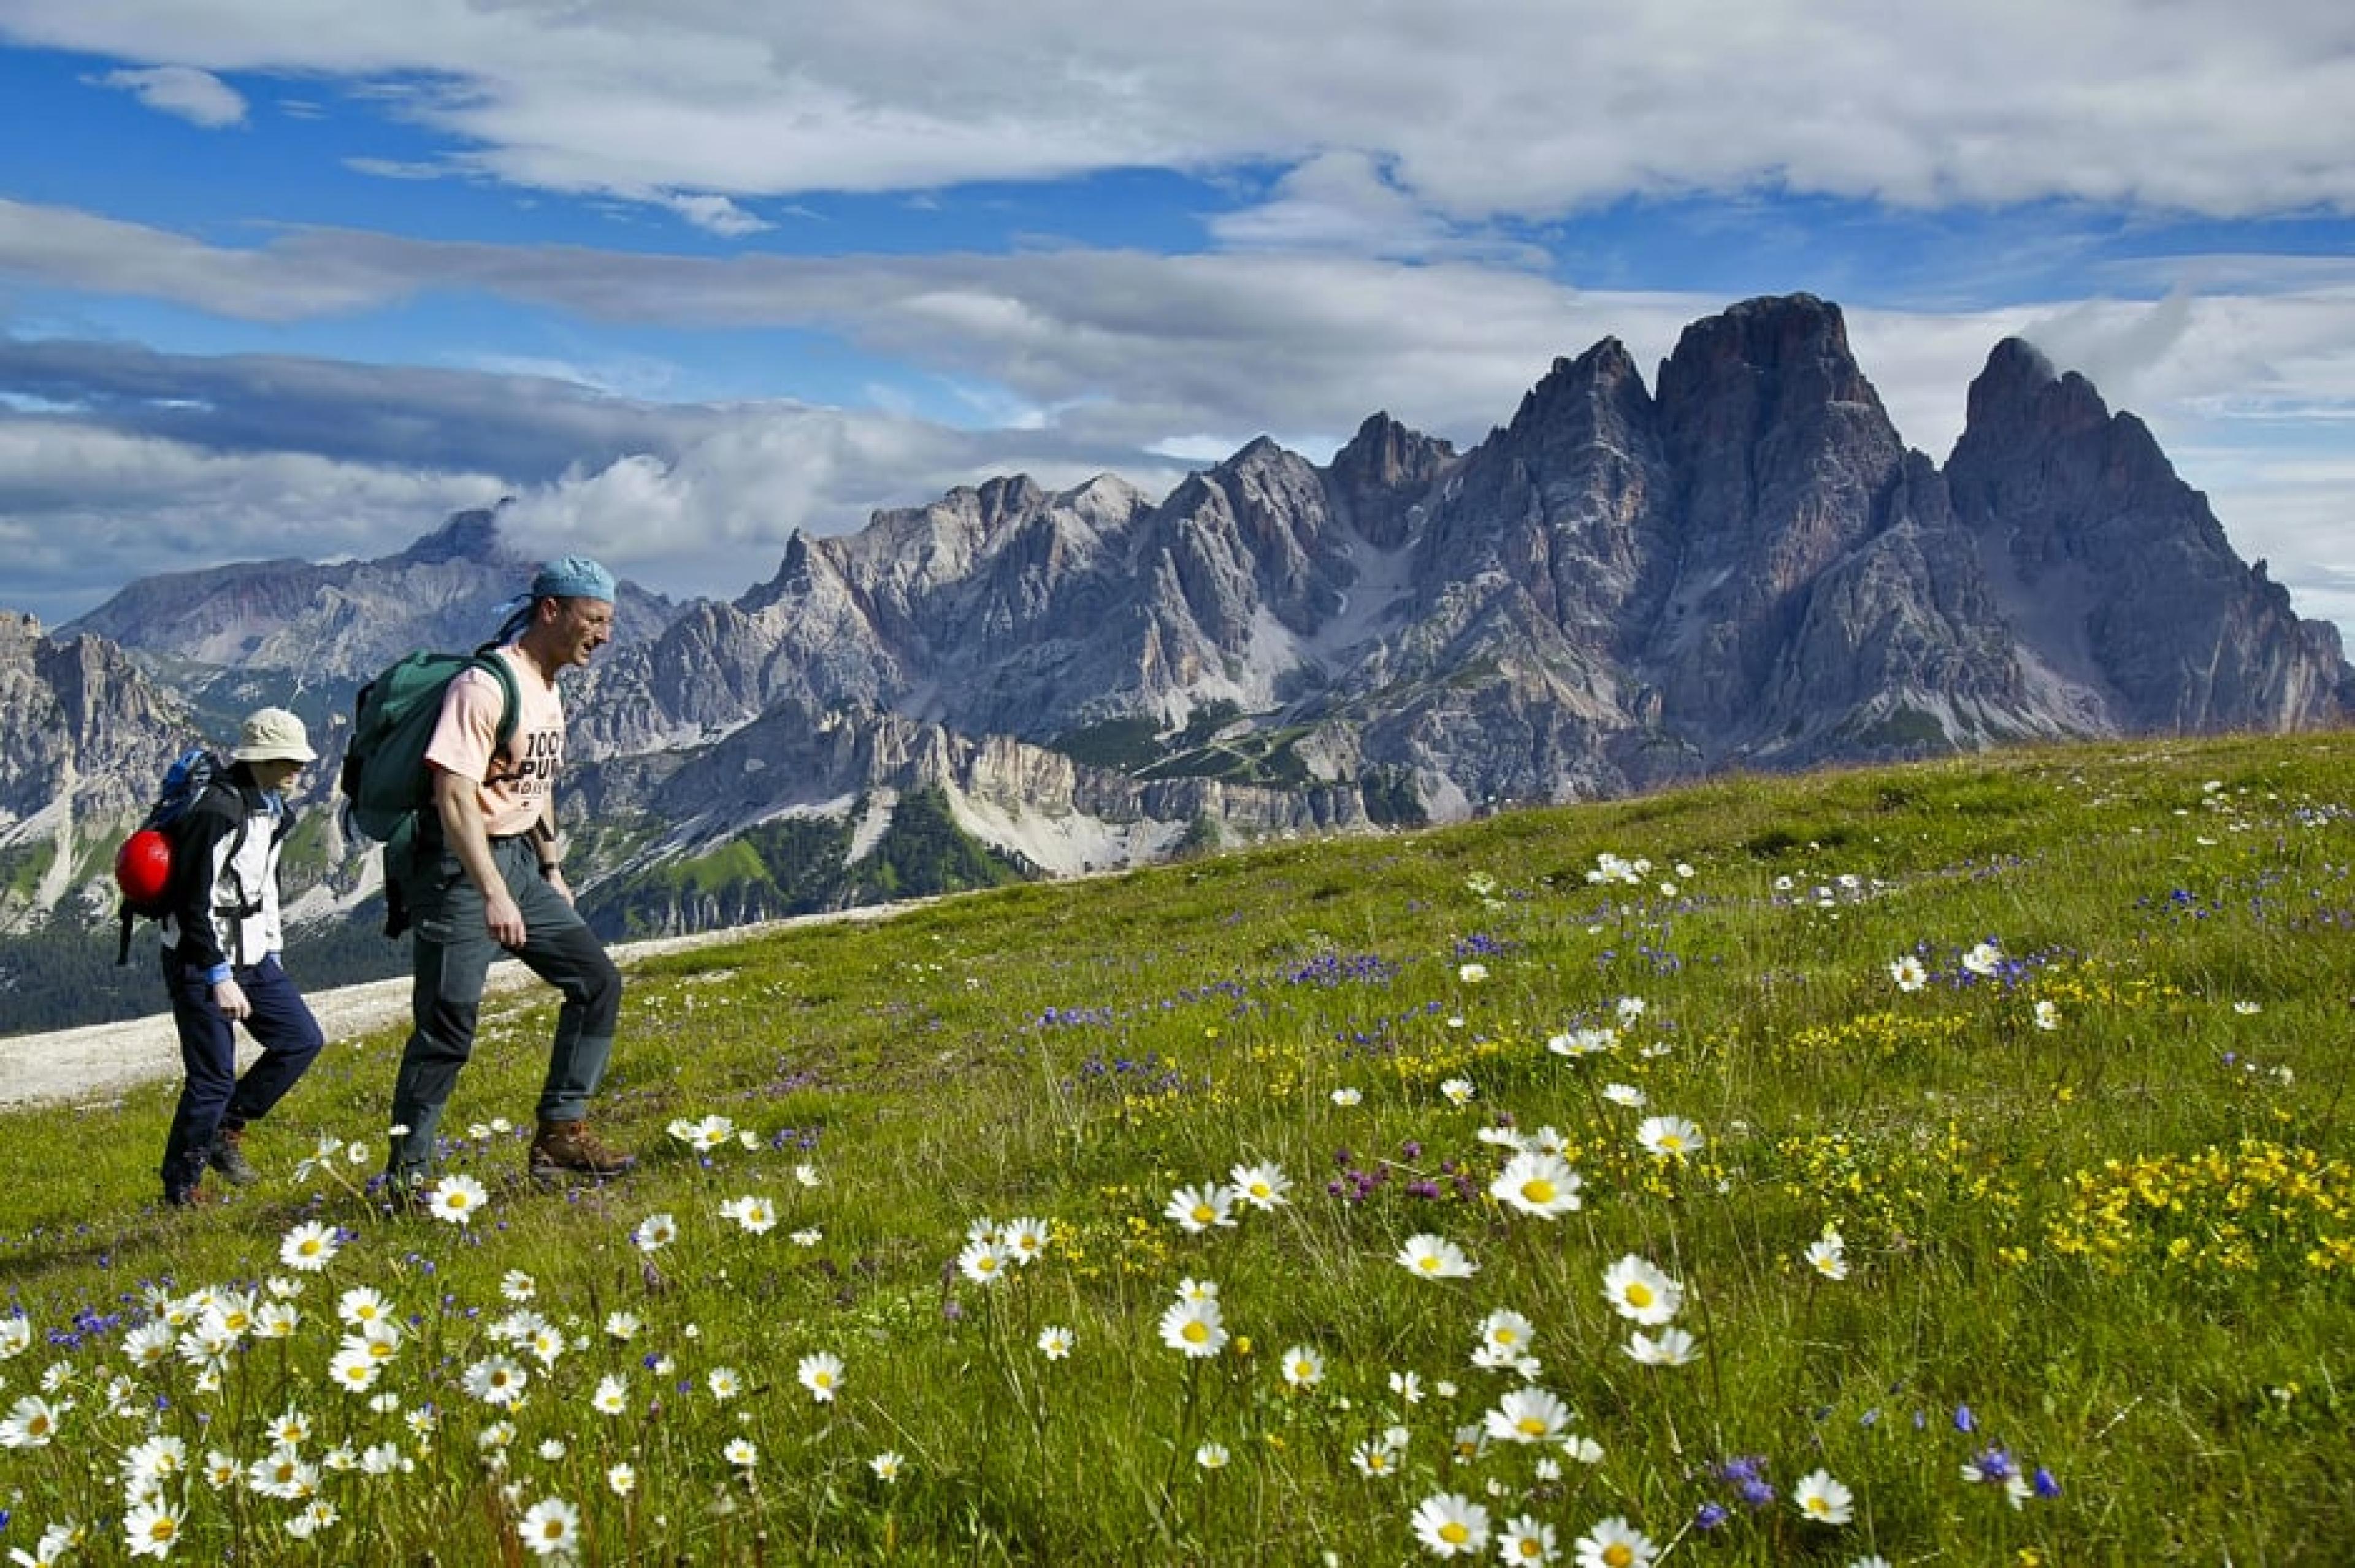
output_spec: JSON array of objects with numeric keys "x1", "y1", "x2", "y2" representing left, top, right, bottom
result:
[{"x1": 96, "y1": 64, "x2": 247, "y2": 128}]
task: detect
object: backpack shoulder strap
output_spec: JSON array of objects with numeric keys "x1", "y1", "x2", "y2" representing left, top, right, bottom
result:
[
  {"x1": 194, "y1": 779, "x2": 258, "y2": 918},
  {"x1": 470, "y1": 644, "x2": 522, "y2": 755}
]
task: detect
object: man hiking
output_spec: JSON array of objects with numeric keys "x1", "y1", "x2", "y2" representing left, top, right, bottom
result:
[
  {"x1": 385, "y1": 556, "x2": 635, "y2": 1199},
  {"x1": 158, "y1": 707, "x2": 328, "y2": 1207}
]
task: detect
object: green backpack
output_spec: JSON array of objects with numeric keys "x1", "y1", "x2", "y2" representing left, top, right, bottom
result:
[{"x1": 340, "y1": 646, "x2": 519, "y2": 843}]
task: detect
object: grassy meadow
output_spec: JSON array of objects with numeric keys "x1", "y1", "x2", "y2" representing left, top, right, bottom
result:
[{"x1": 2, "y1": 733, "x2": 2351, "y2": 1565}]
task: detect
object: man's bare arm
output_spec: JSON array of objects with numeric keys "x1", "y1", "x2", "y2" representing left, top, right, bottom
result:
[{"x1": 435, "y1": 767, "x2": 526, "y2": 946}]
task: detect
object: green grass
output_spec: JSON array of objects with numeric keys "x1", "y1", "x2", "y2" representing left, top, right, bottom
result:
[{"x1": 2, "y1": 733, "x2": 2352, "y2": 1564}]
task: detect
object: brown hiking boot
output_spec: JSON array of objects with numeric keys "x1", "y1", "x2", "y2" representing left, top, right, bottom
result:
[
  {"x1": 207, "y1": 1125, "x2": 260, "y2": 1187},
  {"x1": 529, "y1": 1120, "x2": 637, "y2": 1182}
]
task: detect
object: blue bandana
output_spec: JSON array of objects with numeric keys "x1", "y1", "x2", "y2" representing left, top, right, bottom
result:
[
  {"x1": 532, "y1": 555, "x2": 617, "y2": 603},
  {"x1": 494, "y1": 555, "x2": 618, "y2": 643}
]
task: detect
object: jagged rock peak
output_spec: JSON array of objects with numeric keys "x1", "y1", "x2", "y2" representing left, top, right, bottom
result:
[
  {"x1": 967, "y1": 473, "x2": 1046, "y2": 532},
  {"x1": 1656, "y1": 293, "x2": 1880, "y2": 413},
  {"x1": 1983, "y1": 335, "x2": 2057, "y2": 386},
  {"x1": 1330, "y1": 411, "x2": 1453, "y2": 486},
  {"x1": 1223, "y1": 435, "x2": 1294, "y2": 470},
  {"x1": 397, "y1": 503, "x2": 516, "y2": 565},
  {"x1": 1509, "y1": 338, "x2": 1647, "y2": 432},
  {"x1": 1961, "y1": 337, "x2": 2112, "y2": 450},
  {"x1": 1324, "y1": 413, "x2": 1454, "y2": 551}
]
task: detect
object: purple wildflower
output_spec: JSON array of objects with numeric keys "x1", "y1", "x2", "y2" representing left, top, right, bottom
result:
[{"x1": 1967, "y1": 1445, "x2": 2017, "y2": 1483}]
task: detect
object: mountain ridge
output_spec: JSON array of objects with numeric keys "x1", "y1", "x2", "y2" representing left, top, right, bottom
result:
[{"x1": 3, "y1": 292, "x2": 2346, "y2": 1030}]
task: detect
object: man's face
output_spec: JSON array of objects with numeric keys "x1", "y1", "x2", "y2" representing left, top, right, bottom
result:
[{"x1": 550, "y1": 597, "x2": 615, "y2": 667}]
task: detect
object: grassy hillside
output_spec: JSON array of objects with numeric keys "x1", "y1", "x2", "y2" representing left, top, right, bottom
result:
[{"x1": 1, "y1": 733, "x2": 2349, "y2": 1564}]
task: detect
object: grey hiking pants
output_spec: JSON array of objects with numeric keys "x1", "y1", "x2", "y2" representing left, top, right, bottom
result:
[{"x1": 386, "y1": 832, "x2": 622, "y2": 1181}]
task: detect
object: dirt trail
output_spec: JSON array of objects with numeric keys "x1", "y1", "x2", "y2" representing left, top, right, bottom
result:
[{"x1": 0, "y1": 906, "x2": 908, "y2": 1111}]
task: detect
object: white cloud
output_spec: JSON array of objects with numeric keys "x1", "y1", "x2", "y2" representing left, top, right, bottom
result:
[
  {"x1": 94, "y1": 64, "x2": 247, "y2": 128},
  {"x1": 496, "y1": 405, "x2": 1177, "y2": 607},
  {"x1": 0, "y1": 419, "x2": 504, "y2": 624},
  {"x1": 1208, "y1": 152, "x2": 1538, "y2": 264},
  {"x1": 653, "y1": 193, "x2": 773, "y2": 238},
  {"x1": 10, "y1": 1, "x2": 2353, "y2": 221},
  {"x1": 3, "y1": 208, "x2": 2352, "y2": 641},
  {"x1": 0, "y1": 199, "x2": 421, "y2": 320}
]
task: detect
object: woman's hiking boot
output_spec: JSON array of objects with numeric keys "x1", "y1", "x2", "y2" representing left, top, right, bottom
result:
[{"x1": 529, "y1": 1119, "x2": 637, "y2": 1182}]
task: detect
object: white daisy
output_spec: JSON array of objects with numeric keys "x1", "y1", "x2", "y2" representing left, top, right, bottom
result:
[
  {"x1": 1805, "y1": 1227, "x2": 1848, "y2": 1280},
  {"x1": 957, "y1": 1237, "x2": 1012, "y2": 1285},
  {"x1": 1484, "y1": 1386, "x2": 1572, "y2": 1445},
  {"x1": 1601, "y1": 1255, "x2": 1684, "y2": 1325},
  {"x1": 1409, "y1": 1491, "x2": 1492, "y2": 1558},
  {"x1": 1547, "y1": 1027, "x2": 1617, "y2": 1058},
  {"x1": 121, "y1": 1498, "x2": 184, "y2": 1560},
  {"x1": 1624, "y1": 1327, "x2": 1700, "y2": 1366},
  {"x1": 797, "y1": 1350, "x2": 844, "y2": 1402},
  {"x1": 1477, "y1": 1309, "x2": 1536, "y2": 1358},
  {"x1": 1001, "y1": 1215, "x2": 1051, "y2": 1262},
  {"x1": 1164, "y1": 1182, "x2": 1238, "y2": 1233},
  {"x1": 1571, "y1": 1515, "x2": 1657, "y2": 1568},
  {"x1": 1793, "y1": 1467, "x2": 1853, "y2": 1525},
  {"x1": 518, "y1": 1497, "x2": 578, "y2": 1559},
  {"x1": 719, "y1": 1195, "x2": 777, "y2": 1234},
  {"x1": 461, "y1": 1355, "x2": 528, "y2": 1407},
  {"x1": 1229, "y1": 1161, "x2": 1293, "y2": 1210},
  {"x1": 1497, "y1": 1515, "x2": 1557, "y2": 1564},
  {"x1": 278, "y1": 1221, "x2": 340, "y2": 1274},
  {"x1": 337, "y1": 1286, "x2": 394, "y2": 1328},
  {"x1": 0, "y1": 1394, "x2": 63, "y2": 1448},
  {"x1": 1634, "y1": 1115, "x2": 1703, "y2": 1160},
  {"x1": 1158, "y1": 1298, "x2": 1229, "y2": 1359},
  {"x1": 427, "y1": 1174, "x2": 488, "y2": 1226},
  {"x1": 1398, "y1": 1233, "x2": 1478, "y2": 1280},
  {"x1": 1489, "y1": 1151, "x2": 1583, "y2": 1218}
]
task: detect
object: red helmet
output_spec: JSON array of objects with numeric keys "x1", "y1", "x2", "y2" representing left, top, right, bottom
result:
[{"x1": 115, "y1": 828, "x2": 175, "y2": 911}]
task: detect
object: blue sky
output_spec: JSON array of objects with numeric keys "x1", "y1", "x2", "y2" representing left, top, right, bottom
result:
[{"x1": 1, "y1": 0, "x2": 2351, "y2": 644}]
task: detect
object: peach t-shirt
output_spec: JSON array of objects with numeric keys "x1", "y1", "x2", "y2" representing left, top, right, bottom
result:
[{"x1": 423, "y1": 644, "x2": 566, "y2": 838}]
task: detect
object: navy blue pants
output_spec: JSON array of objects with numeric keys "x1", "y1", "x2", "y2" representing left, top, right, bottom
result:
[{"x1": 159, "y1": 952, "x2": 326, "y2": 1200}]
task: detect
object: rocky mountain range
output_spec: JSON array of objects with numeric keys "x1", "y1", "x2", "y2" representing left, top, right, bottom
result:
[{"x1": 2, "y1": 293, "x2": 2347, "y2": 1027}]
